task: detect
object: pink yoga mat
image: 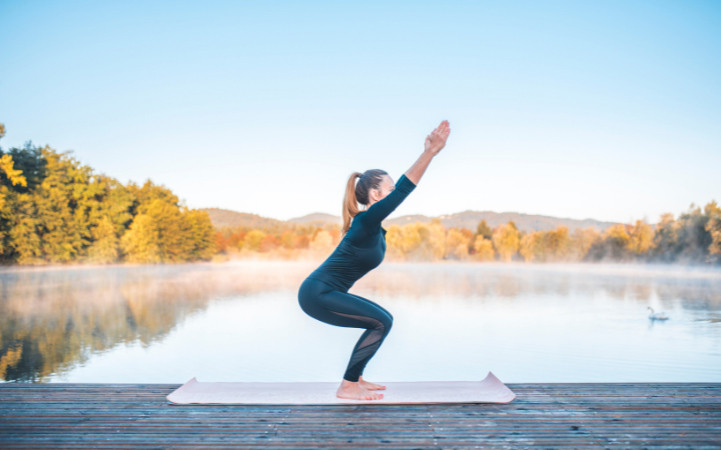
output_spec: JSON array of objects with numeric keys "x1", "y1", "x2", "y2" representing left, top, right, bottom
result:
[{"x1": 167, "y1": 371, "x2": 516, "y2": 405}]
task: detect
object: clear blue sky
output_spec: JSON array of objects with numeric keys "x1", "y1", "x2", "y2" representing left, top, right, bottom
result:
[{"x1": 1, "y1": 0, "x2": 719, "y2": 224}]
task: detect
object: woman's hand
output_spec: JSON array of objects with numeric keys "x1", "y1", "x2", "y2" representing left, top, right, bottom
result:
[
  {"x1": 405, "y1": 120, "x2": 451, "y2": 185},
  {"x1": 424, "y1": 120, "x2": 451, "y2": 156}
]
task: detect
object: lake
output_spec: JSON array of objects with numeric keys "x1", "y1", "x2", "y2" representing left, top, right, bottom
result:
[{"x1": 1, "y1": 260, "x2": 719, "y2": 384}]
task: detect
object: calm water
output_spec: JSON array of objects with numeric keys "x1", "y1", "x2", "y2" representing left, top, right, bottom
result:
[{"x1": 1, "y1": 260, "x2": 719, "y2": 383}]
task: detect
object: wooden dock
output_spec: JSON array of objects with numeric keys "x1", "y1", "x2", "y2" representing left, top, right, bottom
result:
[{"x1": 1, "y1": 382, "x2": 720, "y2": 448}]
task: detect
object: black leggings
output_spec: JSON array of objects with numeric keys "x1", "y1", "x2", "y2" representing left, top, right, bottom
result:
[{"x1": 298, "y1": 277, "x2": 393, "y2": 382}]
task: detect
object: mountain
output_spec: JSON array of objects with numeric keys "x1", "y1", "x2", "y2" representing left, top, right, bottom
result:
[
  {"x1": 202, "y1": 208, "x2": 620, "y2": 233},
  {"x1": 287, "y1": 213, "x2": 341, "y2": 226},
  {"x1": 201, "y1": 208, "x2": 285, "y2": 229},
  {"x1": 388, "y1": 209, "x2": 619, "y2": 233}
]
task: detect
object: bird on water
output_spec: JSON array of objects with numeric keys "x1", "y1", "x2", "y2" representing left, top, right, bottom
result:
[{"x1": 647, "y1": 306, "x2": 669, "y2": 321}]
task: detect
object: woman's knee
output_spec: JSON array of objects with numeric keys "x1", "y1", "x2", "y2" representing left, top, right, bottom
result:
[{"x1": 379, "y1": 314, "x2": 393, "y2": 335}]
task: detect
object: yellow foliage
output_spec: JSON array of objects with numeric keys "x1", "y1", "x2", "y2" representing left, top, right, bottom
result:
[
  {"x1": 310, "y1": 229, "x2": 333, "y2": 253},
  {"x1": 0, "y1": 154, "x2": 27, "y2": 187},
  {"x1": 492, "y1": 222, "x2": 520, "y2": 262},
  {"x1": 627, "y1": 219, "x2": 656, "y2": 255},
  {"x1": 572, "y1": 227, "x2": 601, "y2": 260},
  {"x1": 88, "y1": 215, "x2": 119, "y2": 263},
  {"x1": 472, "y1": 236, "x2": 495, "y2": 261},
  {"x1": 705, "y1": 201, "x2": 721, "y2": 257},
  {"x1": 0, "y1": 345, "x2": 23, "y2": 379},
  {"x1": 605, "y1": 224, "x2": 630, "y2": 244},
  {"x1": 520, "y1": 232, "x2": 542, "y2": 262},
  {"x1": 121, "y1": 214, "x2": 161, "y2": 263},
  {"x1": 445, "y1": 228, "x2": 469, "y2": 260},
  {"x1": 243, "y1": 229, "x2": 266, "y2": 252},
  {"x1": 280, "y1": 229, "x2": 298, "y2": 249},
  {"x1": 386, "y1": 222, "x2": 445, "y2": 261}
]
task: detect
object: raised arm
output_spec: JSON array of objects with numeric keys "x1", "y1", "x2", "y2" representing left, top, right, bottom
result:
[
  {"x1": 359, "y1": 120, "x2": 451, "y2": 226},
  {"x1": 405, "y1": 120, "x2": 450, "y2": 184}
]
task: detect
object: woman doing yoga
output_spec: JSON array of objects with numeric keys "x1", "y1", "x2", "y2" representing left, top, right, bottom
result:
[{"x1": 298, "y1": 120, "x2": 451, "y2": 400}]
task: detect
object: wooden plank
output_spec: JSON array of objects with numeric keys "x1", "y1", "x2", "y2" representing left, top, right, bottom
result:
[{"x1": 1, "y1": 382, "x2": 719, "y2": 449}]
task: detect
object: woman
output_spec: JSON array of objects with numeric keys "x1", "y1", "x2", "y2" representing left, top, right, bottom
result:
[{"x1": 298, "y1": 120, "x2": 451, "y2": 400}]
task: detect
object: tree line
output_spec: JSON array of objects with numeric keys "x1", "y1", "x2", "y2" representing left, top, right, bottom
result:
[
  {"x1": 216, "y1": 204, "x2": 721, "y2": 265},
  {"x1": 2, "y1": 125, "x2": 719, "y2": 265},
  {"x1": 0, "y1": 125, "x2": 216, "y2": 265}
]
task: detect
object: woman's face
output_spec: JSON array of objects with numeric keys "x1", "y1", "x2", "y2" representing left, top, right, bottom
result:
[{"x1": 369, "y1": 175, "x2": 395, "y2": 205}]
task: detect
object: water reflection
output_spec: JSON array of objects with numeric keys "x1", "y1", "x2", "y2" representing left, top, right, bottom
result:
[
  {"x1": 359, "y1": 262, "x2": 721, "y2": 308},
  {"x1": 1, "y1": 261, "x2": 719, "y2": 382},
  {"x1": 0, "y1": 262, "x2": 310, "y2": 381}
]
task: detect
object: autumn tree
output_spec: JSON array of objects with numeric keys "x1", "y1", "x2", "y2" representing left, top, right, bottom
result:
[
  {"x1": 651, "y1": 213, "x2": 680, "y2": 262},
  {"x1": 492, "y1": 221, "x2": 520, "y2": 262},
  {"x1": 472, "y1": 235, "x2": 495, "y2": 261},
  {"x1": 309, "y1": 229, "x2": 333, "y2": 255},
  {"x1": 280, "y1": 229, "x2": 298, "y2": 249},
  {"x1": 626, "y1": 219, "x2": 655, "y2": 259},
  {"x1": 88, "y1": 215, "x2": 119, "y2": 263},
  {"x1": 121, "y1": 214, "x2": 161, "y2": 263},
  {"x1": 0, "y1": 128, "x2": 28, "y2": 258},
  {"x1": 243, "y1": 229, "x2": 266, "y2": 252},
  {"x1": 705, "y1": 201, "x2": 721, "y2": 263},
  {"x1": 183, "y1": 209, "x2": 216, "y2": 260},
  {"x1": 675, "y1": 203, "x2": 712, "y2": 263},
  {"x1": 519, "y1": 232, "x2": 542, "y2": 262},
  {"x1": 30, "y1": 147, "x2": 93, "y2": 263},
  {"x1": 386, "y1": 224, "x2": 422, "y2": 260},
  {"x1": 445, "y1": 228, "x2": 470, "y2": 260},
  {"x1": 587, "y1": 224, "x2": 630, "y2": 261},
  {"x1": 572, "y1": 227, "x2": 601, "y2": 261},
  {"x1": 475, "y1": 220, "x2": 492, "y2": 240}
]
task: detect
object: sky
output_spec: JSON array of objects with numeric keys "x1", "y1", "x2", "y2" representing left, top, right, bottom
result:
[{"x1": 1, "y1": 0, "x2": 719, "y2": 225}]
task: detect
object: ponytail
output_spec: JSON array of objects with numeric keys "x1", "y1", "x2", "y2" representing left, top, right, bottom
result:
[
  {"x1": 342, "y1": 172, "x2": 363, "y2": 235},
  {"x1": 341, "y1": 169, "x2": 389, "y2": 235}
]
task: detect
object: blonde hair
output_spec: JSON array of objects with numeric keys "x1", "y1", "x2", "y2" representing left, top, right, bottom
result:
[{"x1": 341, "y1": 169, "x2": 388, "y2": 235}]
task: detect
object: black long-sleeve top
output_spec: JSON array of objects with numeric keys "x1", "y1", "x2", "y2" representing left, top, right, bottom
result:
[{"x1": 306, "y1": 174, "x2": 417, "y2": 292}]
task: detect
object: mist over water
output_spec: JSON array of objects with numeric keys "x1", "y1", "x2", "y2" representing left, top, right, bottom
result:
[{"x1": 1, "y1": 260, "x2": 719, "y2": 383}]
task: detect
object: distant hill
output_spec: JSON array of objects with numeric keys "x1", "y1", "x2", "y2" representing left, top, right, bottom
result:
[
  {"x1": 287, "y1": 213, "x2": 342, "y2": 226},
  {"x1": 387, "y1": 209, "x2": 620, "y2": 233},
  {"x1": 201, "y1": 208, "x2": 285, "y2": 229},
  {"x1": 202, "y1": 207, "x2": 620, "y2": 233}
]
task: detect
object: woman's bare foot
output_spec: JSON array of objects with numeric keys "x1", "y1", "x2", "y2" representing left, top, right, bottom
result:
[
  {"x1": 337, "y1": 379, "x2": 384, "y2": 400},
  {"x1": 358, "y1": 376, "x2": 386, "y2": 390}
]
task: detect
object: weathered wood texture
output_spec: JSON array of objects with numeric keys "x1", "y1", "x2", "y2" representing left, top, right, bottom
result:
[{"x1": 0, "y1": 382, "x2": 720, "y2": 448}]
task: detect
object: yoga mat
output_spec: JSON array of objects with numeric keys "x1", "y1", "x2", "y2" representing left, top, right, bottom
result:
[{"x1": 167, "y1": 371, "x2": 515, "y2": 405}]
